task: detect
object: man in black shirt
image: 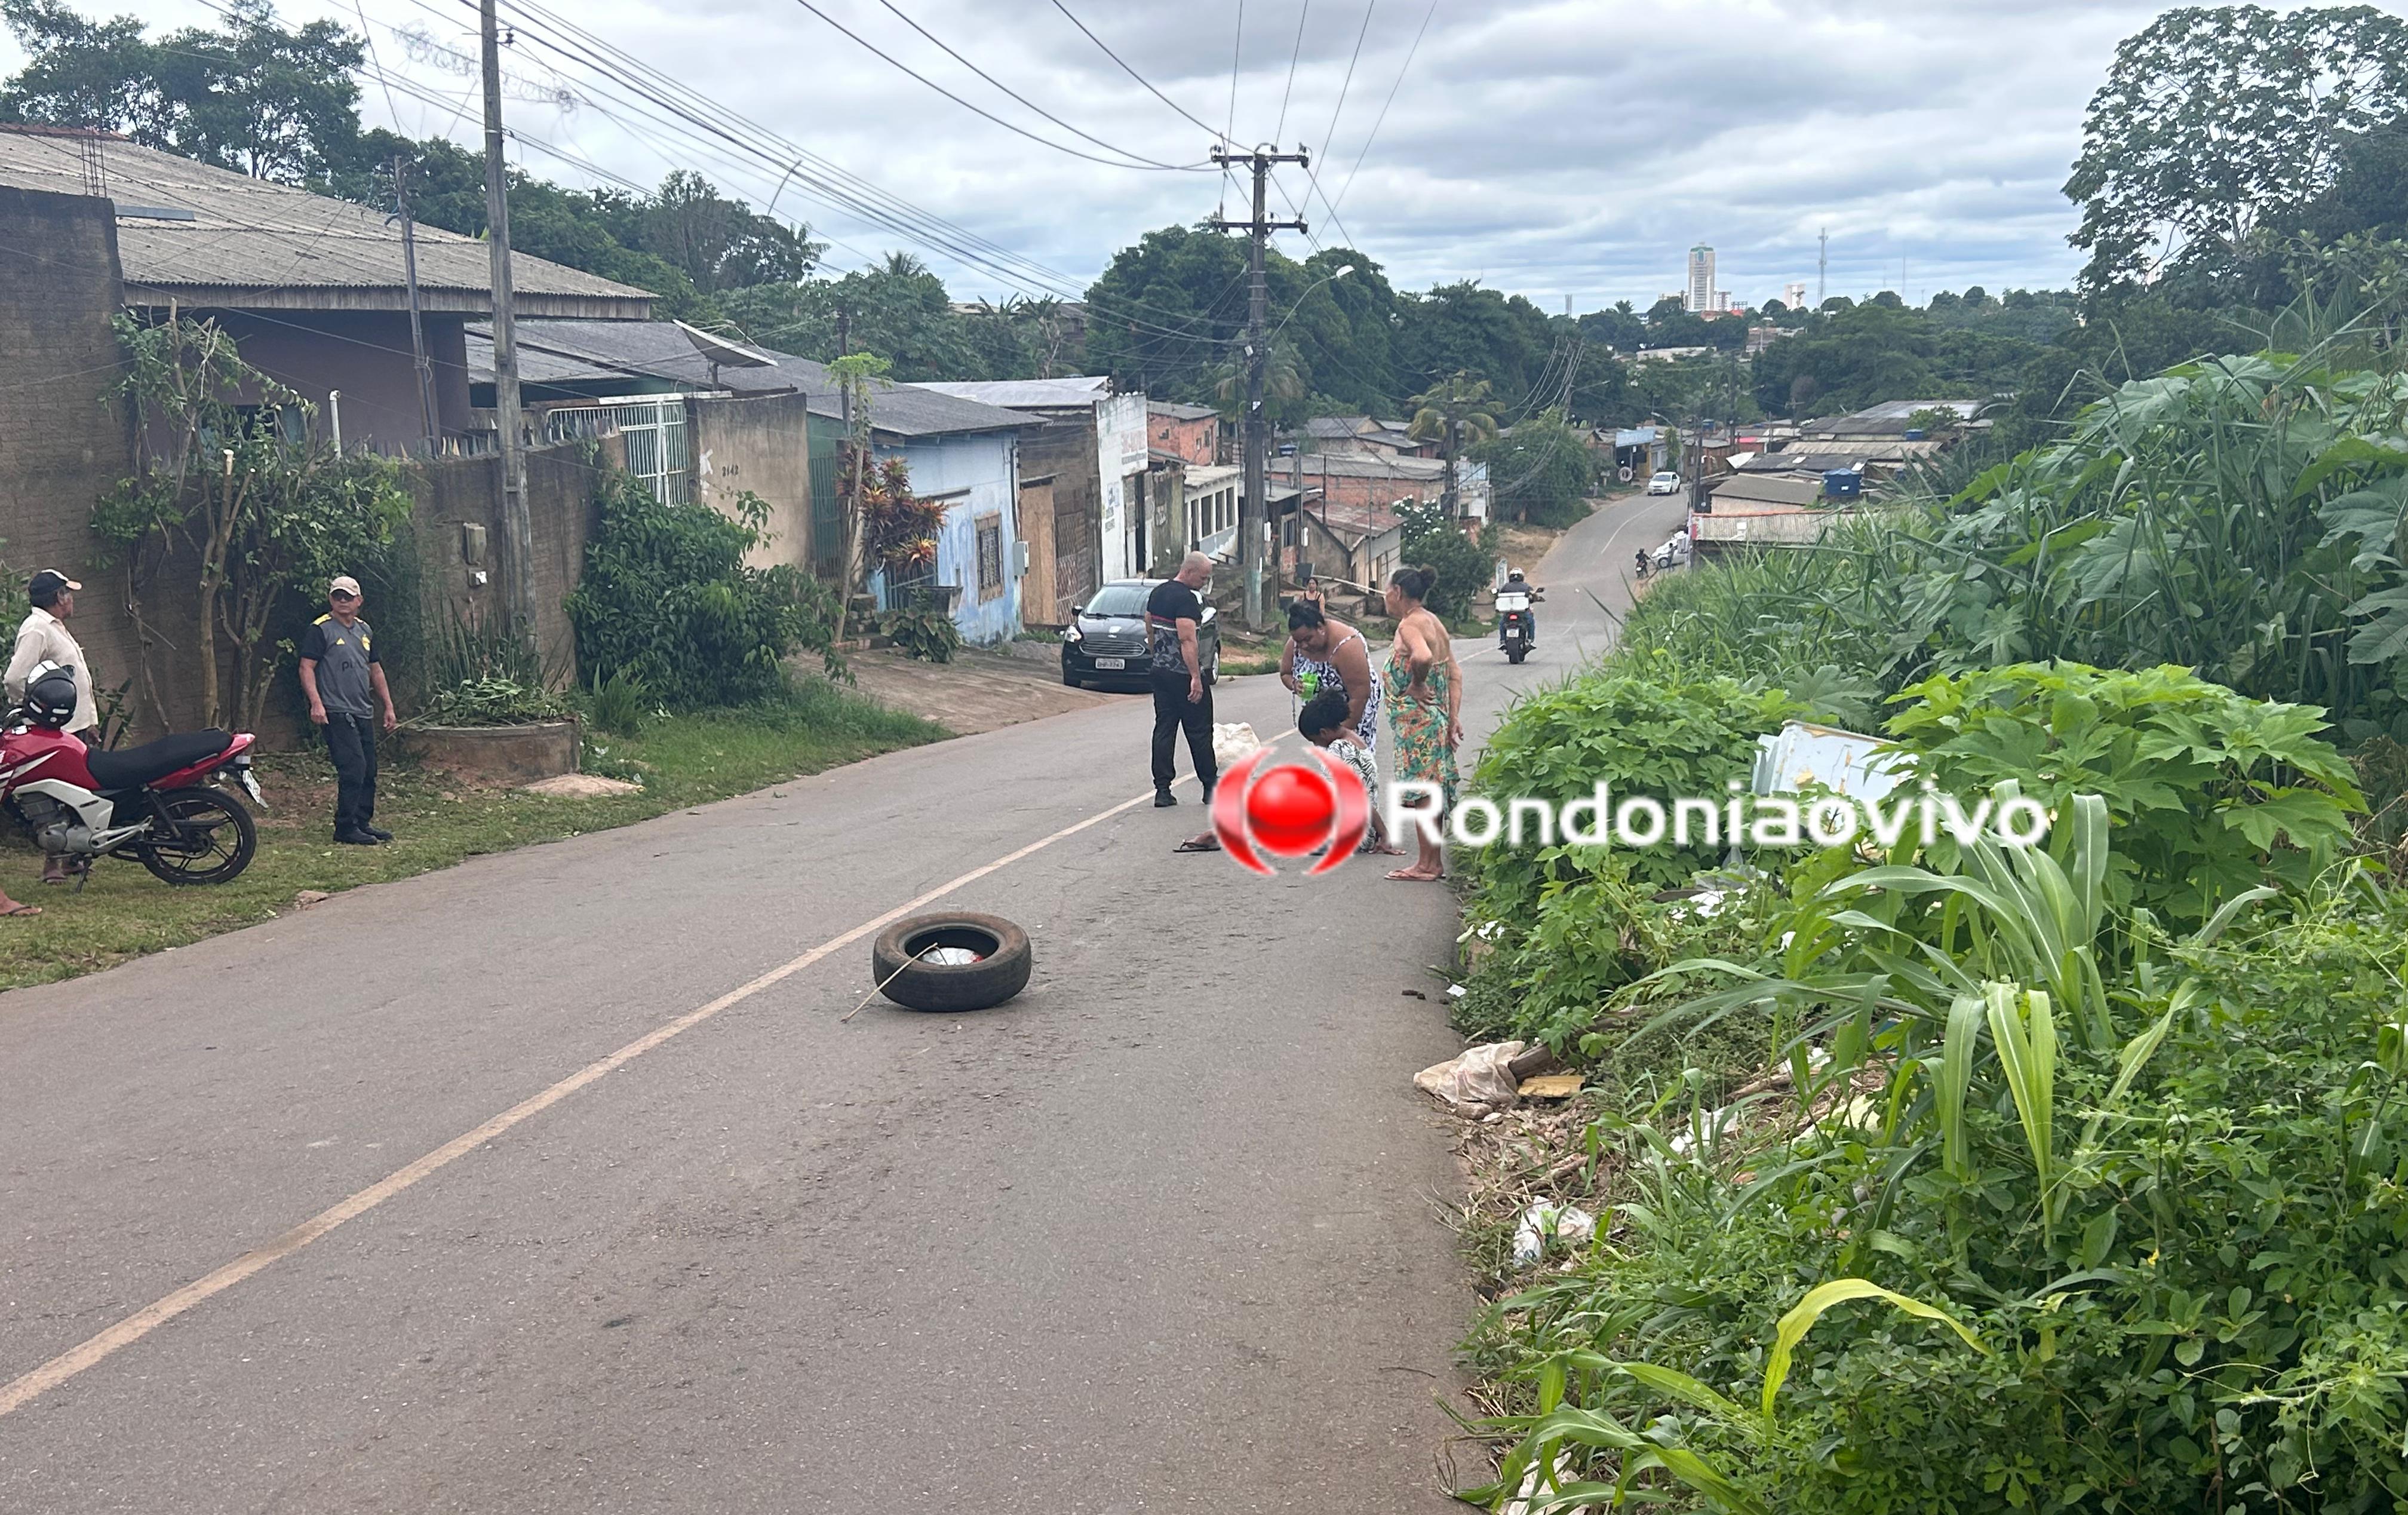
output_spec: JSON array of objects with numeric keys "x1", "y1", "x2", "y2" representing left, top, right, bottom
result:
[
  {"x1": 298, "y1": 575, "x2": 398, "y2": 845},
  {"x1": 1147, "y1": 553, "x2": 1218, "y2": 827}
]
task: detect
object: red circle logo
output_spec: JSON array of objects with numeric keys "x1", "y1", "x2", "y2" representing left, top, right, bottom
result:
[{"x1": 1245, "y1": 764, "x2": 1337, "y2": 855}]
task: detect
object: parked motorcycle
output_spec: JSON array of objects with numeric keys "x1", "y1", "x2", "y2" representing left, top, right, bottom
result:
[{"x1": 2, "y1": 664, "x2": 264, "y2": 887}]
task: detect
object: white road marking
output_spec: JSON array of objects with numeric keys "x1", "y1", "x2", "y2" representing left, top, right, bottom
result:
[{"x1": 0, "y1": 776, "x2": 1192, "y2": 1419}]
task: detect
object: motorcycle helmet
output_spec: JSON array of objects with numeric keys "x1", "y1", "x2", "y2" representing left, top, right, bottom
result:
[{"x1": 23, "y1": 663, "x2": 77, "y2": 729}]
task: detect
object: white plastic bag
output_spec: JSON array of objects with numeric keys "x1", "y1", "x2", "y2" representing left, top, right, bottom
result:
[
  {"x1": 1413, "y1": 1040, "x2": 1526, "y2": 1116},
  {"x1": 1212, "y1": 721, "x2": 1262, "y2": 770},
  {"x1": 1511, "y1": 1201, "x2": 1598, "y2": 1265}
]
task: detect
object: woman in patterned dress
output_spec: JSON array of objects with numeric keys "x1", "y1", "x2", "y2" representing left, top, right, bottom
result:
[
  {"x1": 1381, "y1": 565, "x2": 1461, "y2": 882},
  {"x1": 1280, "y1": 600, "x2": 1381, "y2": 753}
]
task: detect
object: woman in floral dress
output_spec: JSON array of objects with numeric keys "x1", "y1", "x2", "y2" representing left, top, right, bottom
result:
[{"x1": 1381, "y1": 566, "x2": 1461, "y2": 882}]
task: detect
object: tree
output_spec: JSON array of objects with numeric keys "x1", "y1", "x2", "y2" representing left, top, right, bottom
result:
[
  {"x1": 1, "y1": 0, "x2": 364, "y2": 182},
  {"x1": 1408, "y1": 372, "x2": 1499, "y2": 518},
  {"x1": 635, "y1": 170, "x2": 821, "y2": 294},
  {"x1": 1394, "y1": 499, "x2": 1495, "y2": 621},
  {"x1": 92, "y1": 316, "x2": 411, "y2": 731},
  {"x1": 2065, "y1": 4, "x2": 2408, "y2": 295},
  {"x1": 1475, "y1": 409, "x2": 1596, "y2": 527}
]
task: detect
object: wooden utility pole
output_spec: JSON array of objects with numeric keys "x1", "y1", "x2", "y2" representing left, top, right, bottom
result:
[
  {"x1": 392, "y1": 155, "x2": 437, "y2": 453},
  {"x1": 479, "y1": 0, "x2": 537, "y2": 645},
  {"x1": 1208, "y1": 145, "x2": 1308, "y2": 631}
]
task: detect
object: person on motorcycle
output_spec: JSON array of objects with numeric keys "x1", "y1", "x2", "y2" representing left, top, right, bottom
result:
[
  {"x1": 1634, "y1": 548, "x2": 1650, "y2": 578},
  {"x1": 1499, "y1": 568, "x2": 1538, "y2": 646},
  {"x1": 8, "y1": 569, "x2": 97, "y2": 884}
]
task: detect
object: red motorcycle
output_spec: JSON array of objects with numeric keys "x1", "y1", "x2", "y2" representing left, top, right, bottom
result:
[{"x1": 2, "y1": 666, "x2": 263, "y2": 886}]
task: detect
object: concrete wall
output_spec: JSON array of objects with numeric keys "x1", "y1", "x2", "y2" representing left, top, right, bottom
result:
[
  {"x1": 1018, "y1": 413, "x2": 1099, "y2": 615},
  {"x1": 0, "y1": 186, "x2": 165, "y2": 730},
  {"x1": 404, "y1": 436, "x2": 612, "y2": 681},
  {"x1": 209, "y1": 309, "x2": 473, "y2": 455},
  {"x1": 1098, "y1": 392, "x2": 1148, "y2": 581},
  {"x1": 690, "y1": 391, "x2": 817, "y2": 572},
  {"x1": 874, "y1": 432, "x2": 1021, "y2": 645}
]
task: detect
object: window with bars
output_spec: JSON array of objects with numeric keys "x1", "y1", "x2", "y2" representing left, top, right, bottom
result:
[{"x1": 976, "y1": 514, "x2": 1005, "y2": 601}]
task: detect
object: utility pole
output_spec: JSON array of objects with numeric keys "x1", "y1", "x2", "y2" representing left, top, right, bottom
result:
[
  {"x1": 480, "y1": 0, "x2": 536, "y2": 646},
  {"x1": 1817, "y1": 227, "x2": 1828, "y2": 309},
  {"x1": 392, "y1": 155, "x2": 437, "y2": 453},
  {"x1": 1208, "y1": 144, "x2": 1309, "y2": 630}
]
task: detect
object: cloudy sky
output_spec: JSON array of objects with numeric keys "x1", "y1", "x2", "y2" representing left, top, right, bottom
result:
[{"x1": 9, "y1": 0, "x2": 2194, "y2": 308}]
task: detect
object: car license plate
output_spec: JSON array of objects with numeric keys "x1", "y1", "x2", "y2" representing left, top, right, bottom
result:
[{"x1": 1094, "y1": 657, "x2": 1127, "y2": 670}]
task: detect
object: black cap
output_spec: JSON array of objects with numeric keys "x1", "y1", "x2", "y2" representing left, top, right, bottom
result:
[{"x1": 27, "y1": 569, "x2": 80, "y2": 606}]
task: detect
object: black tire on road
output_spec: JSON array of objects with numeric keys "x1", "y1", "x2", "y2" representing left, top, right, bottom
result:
[
  {"x1": 134, "y1": 786, "x2": 257, "y2": 885},
  {"x1": 1506, "y1": 646, "x2": 1528, "y2": 664},
  {"x1": 870, "y1": 912, "x2": 1032, "y2": 1013},
  {"x1": 1203, "y1": 644, "x2": 1219, "y2": 685}
]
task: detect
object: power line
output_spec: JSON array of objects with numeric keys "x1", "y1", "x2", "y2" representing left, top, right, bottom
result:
[
  {"x1": 1319, "y1": 2, "x2": 1373, "y2": 170},
  {"x1": 781, "y1": 0, "x2": 1212, "y2": 172},
  {"x1": 866, "y1": 0, "x2": 1203, "y2": 173},
  {"x1": 1331, "y1": 0, "x2": 1438, "y2": 216},
  {"x1": 1046, "y1": 0, "x2": 1226, "y2": 143},
  {"x1": 1273, "y1": 0, "x2": 1312, "y2": 148}
]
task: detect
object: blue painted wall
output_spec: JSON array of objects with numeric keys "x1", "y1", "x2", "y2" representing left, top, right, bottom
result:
[{"x1": 868, "y1": 430, "x2": 1023, "y2": 645}]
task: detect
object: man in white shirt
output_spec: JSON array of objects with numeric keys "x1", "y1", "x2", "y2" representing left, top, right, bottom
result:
[{"x1": 7, "y1": 569, "x2": 99, "y2": 885}]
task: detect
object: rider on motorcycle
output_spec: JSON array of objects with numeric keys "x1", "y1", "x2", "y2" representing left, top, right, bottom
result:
[{"x1": 1498, "y1": 568, "x2": 1540, "y2": 646}]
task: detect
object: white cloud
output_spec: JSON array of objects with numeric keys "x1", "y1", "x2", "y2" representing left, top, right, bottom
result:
[{"x1": 6, "y1": 0, "x2": 2196, "y2": 306}]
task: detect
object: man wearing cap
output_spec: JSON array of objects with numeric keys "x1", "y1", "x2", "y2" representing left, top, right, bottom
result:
[
  {"x1": 297, "y1": 575, "x2": 397, "y2": 846},
  {"x1": 8, "y1": 571, "x2": 98, "y2": 883}
]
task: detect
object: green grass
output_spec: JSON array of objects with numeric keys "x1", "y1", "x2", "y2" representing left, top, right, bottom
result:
[{"x1": 0, "y1": 678, "x2": 941, "y2": 993}]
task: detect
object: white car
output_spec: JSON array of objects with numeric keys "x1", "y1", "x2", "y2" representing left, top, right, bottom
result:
[{"x1": 1647, "y1": 471, "x2": 1681, "y2": 495}]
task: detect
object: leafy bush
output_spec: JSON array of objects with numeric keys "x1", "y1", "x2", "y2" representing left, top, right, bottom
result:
[
  {"x1": 877, "y1": 606, "x2": 960, "y2": 663},
  {"x1": 1470, "y1": 821, "x2": 2408, "y2": 1513},
  {"x1": 566, "y1": 475, "x2": 839, "y2": 708},
  {"x1": 414, "y1": 676, "x2": 572, "y2": 728},
  {"x1": 583, "y1": 668, "x2": 647, "y2": 735},
  {"x1": 1397, "y1": 498, "x2": 1498, "y2": 619},
  {"x1": 1470, "y1": 664, "x2": 1804, "y2": 909},
  {"x1": 1888, "y1": 661, "x2": 2363, "y2": 926}
]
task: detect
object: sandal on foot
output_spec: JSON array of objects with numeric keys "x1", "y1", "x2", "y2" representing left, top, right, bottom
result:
[
  {"x1": 0, "y1": 902, "x2": 42, "y2": 917},
  {"x1": 1173, "y1": 836, "x2": 1221, "y2": 853}
]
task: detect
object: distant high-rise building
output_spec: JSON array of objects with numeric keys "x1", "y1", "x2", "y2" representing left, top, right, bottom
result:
[
  {"x1": 1783, "y1": 281, "x2": 1807, "y2": 311},
  {"x1": 1687, "y1": 245, "x2": 1716, "y2": 312}
]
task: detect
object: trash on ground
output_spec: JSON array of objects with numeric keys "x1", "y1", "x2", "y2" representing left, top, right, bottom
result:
[
  {"x1": 1414, "y1": 1041, "x2": 1527, "y2": 1116},
  {"x1": 293, "y1": 890, "x2": 330, "y2": 910},
  {"x1": 1511, "y1": 1200, "x2": 1597, "y2": 1264},
  {"x1": 1446, "y1": 983, "x2": 1467, "y2": 998},
  {"x1": 1516, "y1": 1073, "x2": 1584, "y2": 1099},
  {"x1": 522, "y1": 773, "x2": 643, "y2": 799},
  {"x1": 1211, "y1": 722, "x2": 1262, "y2": 769}
]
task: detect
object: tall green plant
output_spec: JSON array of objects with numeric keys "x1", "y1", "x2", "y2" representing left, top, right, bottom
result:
[{"x1": 565, "y1": 474, "x2": 838, "y2": 709}]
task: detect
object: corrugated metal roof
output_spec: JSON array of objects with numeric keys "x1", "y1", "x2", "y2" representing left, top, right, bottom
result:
[
  {"x1": 1306, "y1": 498, "x2": 1402, "y2": 545},
  {"x1": 1710, "y1": 474, "x2": 1826, "y2": 505},
  {"x1": 1148, "y1": 400, "x2": 1218, "y2": 421},
  {"x1": 0, "y1": 128, "x2": 651, "y2": 316},
  {"x1": 466, "y1": 319, "x2": 1037, "y2": 440},
  {"x1": 917, "y1": 376, "x2": 1111, "y2": 408}
]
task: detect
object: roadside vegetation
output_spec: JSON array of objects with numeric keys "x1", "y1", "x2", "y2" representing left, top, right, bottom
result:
[{"x1": 1447, "y1": 317, "x2": 2408, "y2": 1507}]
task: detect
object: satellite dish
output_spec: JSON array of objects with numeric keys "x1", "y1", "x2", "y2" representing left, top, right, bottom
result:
[{"x1": 677, "y1": 320, "x2": 774, "y2": 385}]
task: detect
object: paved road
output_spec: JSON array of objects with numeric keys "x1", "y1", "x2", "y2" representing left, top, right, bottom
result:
[{"x1": 0, "y1": 495, "x2": 1685, "y2": 1514}]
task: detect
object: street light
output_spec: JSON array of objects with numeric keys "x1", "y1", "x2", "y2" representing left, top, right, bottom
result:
[{"x1": 1267, "y1": 263, "x2": 1354, "y2": 341}]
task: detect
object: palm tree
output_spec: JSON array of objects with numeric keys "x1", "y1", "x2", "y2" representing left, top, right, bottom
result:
[
  {"x1": 1409, "y1": 371, "x2": 1500, "y2": 517},
  {"x1": 1211, "y1": 339, "x2": 1306, "y2": 421}
]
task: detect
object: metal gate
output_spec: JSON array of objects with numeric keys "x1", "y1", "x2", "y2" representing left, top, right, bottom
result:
[{"x1": 541, "y1": 397, "x2": 692, "y2": 503}]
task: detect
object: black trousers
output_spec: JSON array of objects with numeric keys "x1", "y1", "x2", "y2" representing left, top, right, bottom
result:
[
  {"x1": 1150, "y1": 672, "x2": 1217, "y2": 796},
  {"x1": 324, "y1": 712, "x2": 379, "y2": 833}
]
